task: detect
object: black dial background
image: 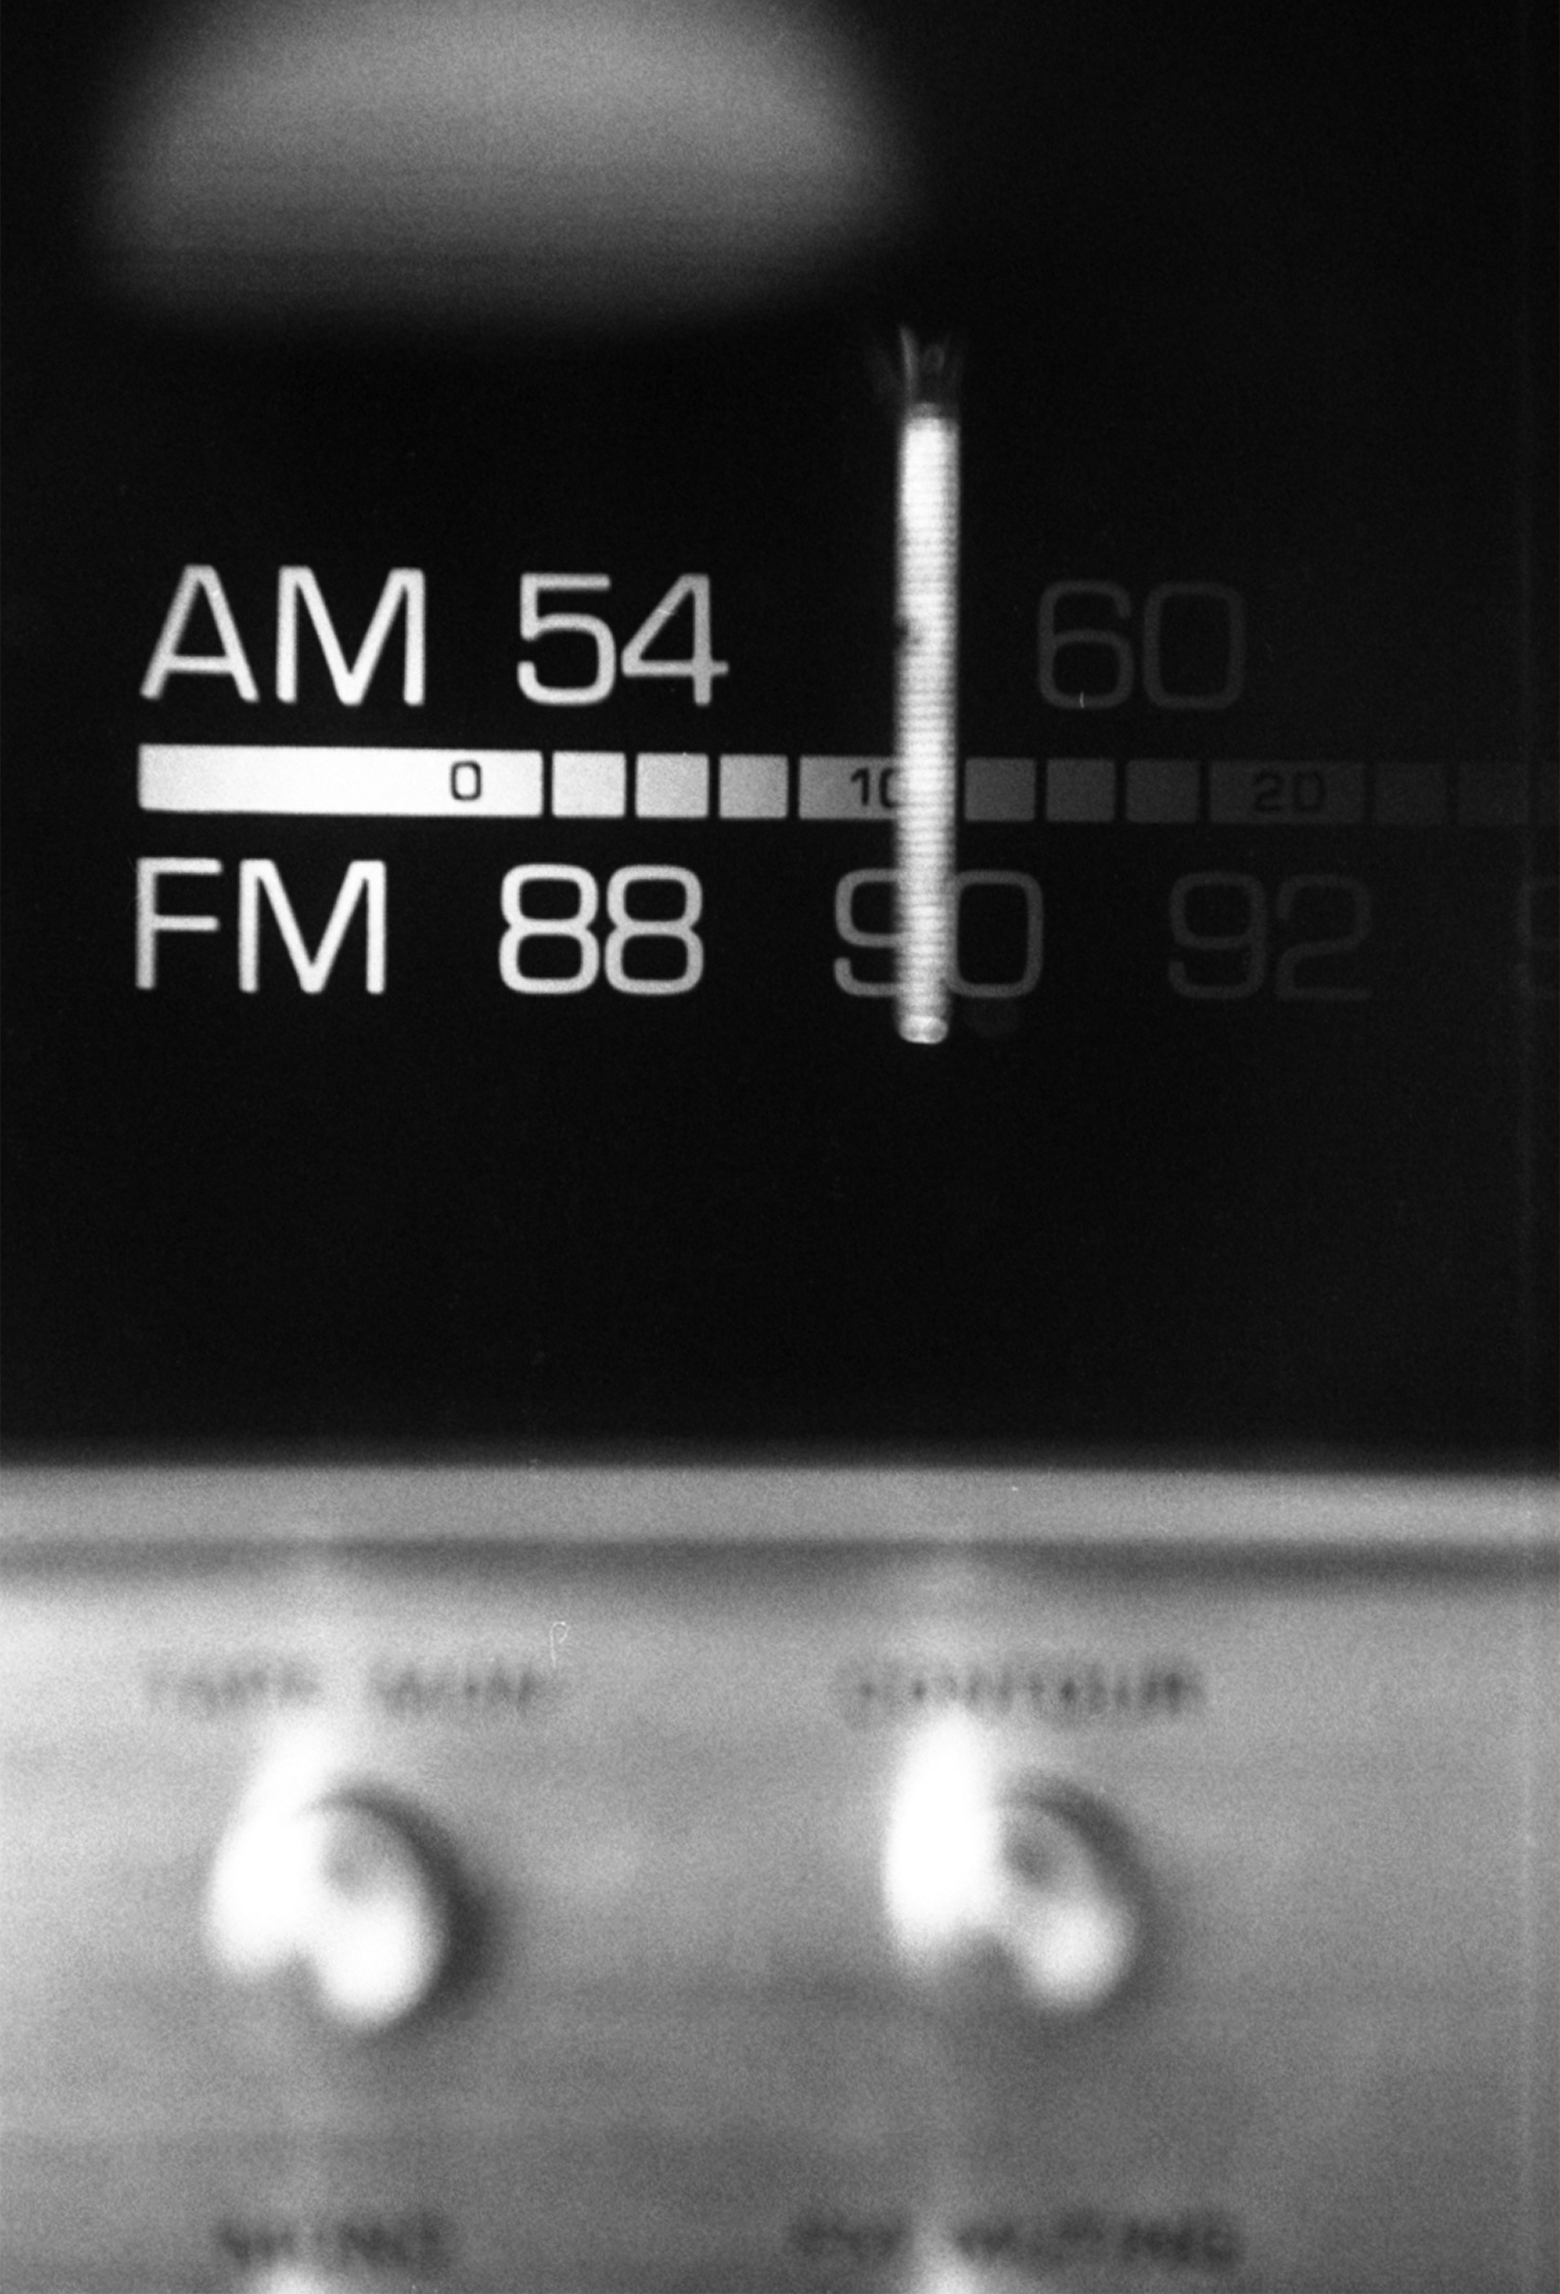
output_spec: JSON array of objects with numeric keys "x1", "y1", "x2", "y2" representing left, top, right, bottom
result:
[{"x1": 3, "y1": 0, "x2": 1555, "y2": 1460}]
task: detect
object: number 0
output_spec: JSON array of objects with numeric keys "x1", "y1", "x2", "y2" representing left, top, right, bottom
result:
[{"x1": 1141, "y1": 583, "x2": 1245, "y2": 709}]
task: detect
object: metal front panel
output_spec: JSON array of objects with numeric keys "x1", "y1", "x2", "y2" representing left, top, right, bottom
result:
[{"x1": 4, "y1": 1482, "x2": 1555, "y2": 2294}]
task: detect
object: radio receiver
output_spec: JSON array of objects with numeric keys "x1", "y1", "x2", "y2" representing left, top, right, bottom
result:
[{"x1": 2, "y1": 1, "x2": 1555, "y2": 2289}]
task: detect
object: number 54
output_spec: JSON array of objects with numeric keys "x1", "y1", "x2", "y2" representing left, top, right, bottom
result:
[{"x1": 518, "y1": 574, "x2": 728, "y2": 707}]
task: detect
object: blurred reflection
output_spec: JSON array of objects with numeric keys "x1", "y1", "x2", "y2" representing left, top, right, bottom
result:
[{"x1": 99, "y1": 0, "x2": 914, "y2": 326}]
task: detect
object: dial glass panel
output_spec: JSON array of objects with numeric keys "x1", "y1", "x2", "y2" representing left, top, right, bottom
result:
[{"x1": 3, "y1": 0, "x2": 1555, "y2": 1458}]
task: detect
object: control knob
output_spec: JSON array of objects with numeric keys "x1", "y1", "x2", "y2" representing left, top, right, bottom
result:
[
  {"x1": 884, "y1": 1728, "x2": 1143, "y2": 2013},
  {"x1": 205, "y1": 1788, "x2": 453, "y2": 2033}
]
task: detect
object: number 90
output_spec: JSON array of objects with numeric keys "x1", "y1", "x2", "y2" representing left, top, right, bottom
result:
[{"x1": 834, "y1": 870, "x2": 1042, "y2": 999}]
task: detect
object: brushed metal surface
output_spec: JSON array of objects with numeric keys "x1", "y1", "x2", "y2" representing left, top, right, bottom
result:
[
  {"x1": 1, "y1": 1471, "x2": 1557, "y2": 2293},
  {"x1": 2, "y1": 1462, "x2": 1552, "y2": 1552}
]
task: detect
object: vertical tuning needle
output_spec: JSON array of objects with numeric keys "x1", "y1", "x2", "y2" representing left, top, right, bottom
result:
[{"x1": 893, "y1": 331, "x2": 961, "y2": 1046}]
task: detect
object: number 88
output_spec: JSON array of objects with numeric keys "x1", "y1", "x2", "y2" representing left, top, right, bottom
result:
[{"x1": 499, "y1": 864, "x2": 703, "y2": 994}]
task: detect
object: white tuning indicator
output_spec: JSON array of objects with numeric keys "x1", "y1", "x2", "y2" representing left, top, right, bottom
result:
[
  {"x1": 883, "y1": 1719, "x2": 1141, "y2": 2013},
  {"x1": 893, "y1": 333, "x2": 961, "y2": 1046},
  {"x1": 206, "y1": 1789, "x2": 452, "y2": 2033}
]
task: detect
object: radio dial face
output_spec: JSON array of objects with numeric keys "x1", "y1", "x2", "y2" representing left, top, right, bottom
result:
[{"x1": 2, "y1": 0, "x2": 1553, "y2": 1464}]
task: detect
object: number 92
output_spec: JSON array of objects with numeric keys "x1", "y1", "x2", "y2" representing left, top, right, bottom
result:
[{"x1": 1169, "y1": 872, "x2": 1371, "y2": 1001}]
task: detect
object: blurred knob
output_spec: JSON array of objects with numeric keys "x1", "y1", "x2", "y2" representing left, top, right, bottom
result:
[
  {"x1": 250, "y1": 2275, "x2": 361, "y2": 2294},
  {"x1": 989, "y1": 1780, "x2": 1141, "y2": 2012},
  {"x1": 206, "y1": 1791, "x2": 452, "y2": 2033},
  {"x1": 884, "y1": 1726, "x2": 1142, "y2": 2014}
]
